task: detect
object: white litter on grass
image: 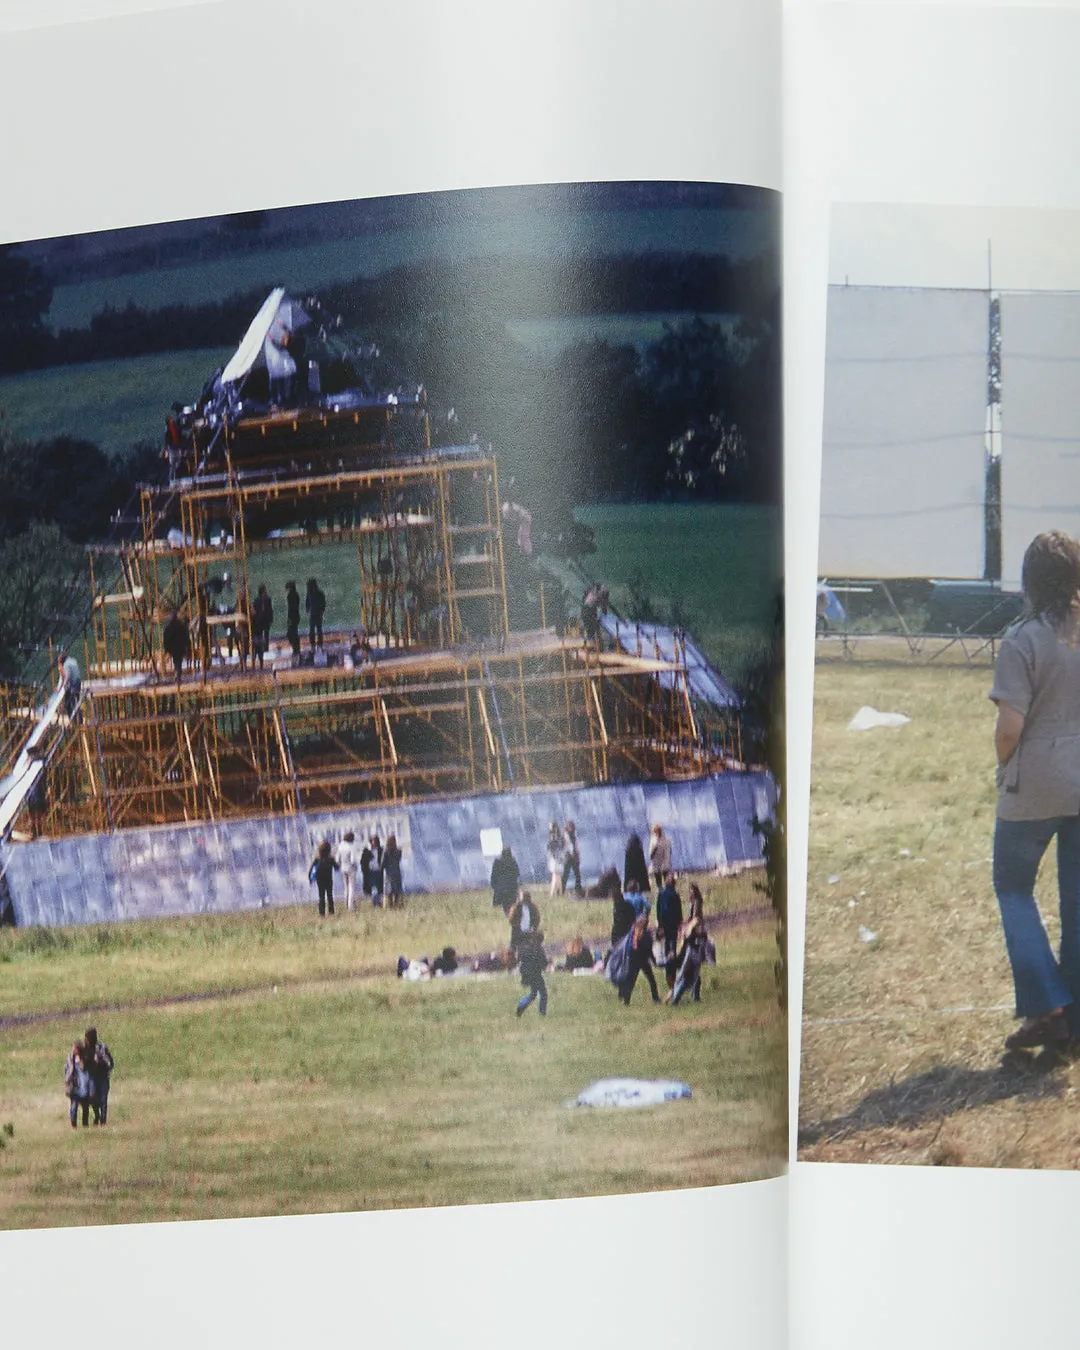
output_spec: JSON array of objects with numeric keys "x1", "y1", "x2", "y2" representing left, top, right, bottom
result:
[
  {"x1": 570, "y1": 1078, "x2": 692, "y2": 1109},
  {"x1": 858, "y1": 925, "x2": 878, "y2": 944},
  {"x1": 847, "y1": 706, "x2": 911, "y2": 732},
  {"x1": 828, "y1": 874, "x2": 840, "y2": 885}
]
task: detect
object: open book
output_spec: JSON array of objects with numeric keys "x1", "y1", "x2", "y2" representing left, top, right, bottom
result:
[{"x1": 1, "y1": 2, "x2": 1078, "y2": 1348}]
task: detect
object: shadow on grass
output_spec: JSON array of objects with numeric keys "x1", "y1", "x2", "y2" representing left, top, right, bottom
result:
[{"x1": 798, "y1": 1059, "x2": 1067, "y2": 1146}]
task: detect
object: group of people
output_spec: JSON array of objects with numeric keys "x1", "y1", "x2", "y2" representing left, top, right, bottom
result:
[
  {"x1": 63, "y1": 1027, "x2": 114, "y2": 1128},
  {"x1": 309, "y1": 831, "x2": 404, "y2": 915},
  {"x1": 489, "y1": 822, "x2": 711, "y2": 1015},
  {"x1": 157, "y1": 576, "x2": 330, "y2": 682}
]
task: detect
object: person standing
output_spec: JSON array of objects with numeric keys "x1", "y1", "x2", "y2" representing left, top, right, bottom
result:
[
  {"x1": 265, "y1": 321, "x2": 296, "y2": 407},
  {"x1": 306, "y1": 578, "x2": 326, "y2": 651},
  {"x1": 490, "y1": 843, "x2": 521, "y2": 913},
  {"x1": 83, "y1": 1026, "x2": 114, "y2": 1126},
  {"x1": 561, "y1": 819, "x2": 582, "y2": 894},
  {"x1": 509, "y1": 895, "x2": 547, "y2": 1017},
  {"x1": 64, "y1": 1041, "x2": 91, "y2": 1128},
  {"x1": 545, "y1": 821, "x2": 566, "y2": 898},
  {"x1": 162, "y1": 610, "x2": 191, "y2": 684},
  {"x1": 336, "y1": 831, "x2": 359, "y2": 911},
  {"x1": 623, "y1": 832, "x2": 650, "y2": 895},
  {"x1": 309, "y1": 839, "x2": 339, "y2": 917},
  {"x1": 655, "y1": 872, "x2": 684, "y2": 993},
  {"x1": 990, "y1": 530, "x2": 1080, "y2": 1050},
  {"x1": 363, "y1": 834, "x2": 384, "y2": 906},
  {"x1": 285, "y1": 581, "x2": 301, "y2": 661},
  {"x1": 251, "y1": 584, "x2": 274, "y2": 670},
  {"x1": 669, "y1": 883, "x2": 708, "y2": 1006},
  {"x1": 383, "y1": 833, "x2": 404, "y2": 907},
  {"x1": 648, "y1": 824, "x2": 673, "y2": 892},
  {"x1": 58, "y1": 648, "x2": 82, "y2": 718}
]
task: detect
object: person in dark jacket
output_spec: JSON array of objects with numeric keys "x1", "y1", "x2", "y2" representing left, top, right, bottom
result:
[
  {"x1": 490, "y1": 844, "x2": 521, "y2": 913},
  {"x1": 162, "y1": 610, "x2": 191, "y2": 684},
  {"x1": 306, "y1": 578, "x2": 326, "y2": 651},
  {"x1": 614, "y1": 915, "x2": 661, "y2": 1006},
  {"x1": 623, "y1": 833, "x2": 650, "y2": 894},
  {"x1": 251, "y1": 584, "x2": 274, "y2": 669},
  {"x1": 511, "y1": 898, "x2": 547, "y2": 1018},
  {"x1": 309, "y1": 839, "x2": 339, "y2": 916},
  {"x1": 561, "y1": 819, "x2": 583, "y2": 894},
  {"x1": 362, "y1": 834, "x2": 384, "y2": 905},
  {"x1": 610, "y1": 888, "x2": 637, "y2": 947},
  {"x1": 83, "y1": 1026, "x2": 114, "y2": 1125},
  {"x1": 285, "y1": 580, "x2": 301, "y2": 661},
  {"x1": 655, "y1": 872, "x2": 684, "y2": 992},
  {"x1": 383, "y1": 833, "x2": 404, "y2": 907}
]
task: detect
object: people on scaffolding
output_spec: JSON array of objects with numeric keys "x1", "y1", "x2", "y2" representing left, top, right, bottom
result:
[
  {"x1": 580, "y1": 582, "x2": 610, "y2": 645},
  {"x1": 195, "y1": 572, "x2": 249, "y2": 671},
  {"x1": 57, "y1": 648, "x2": 82, "y2": 720}
]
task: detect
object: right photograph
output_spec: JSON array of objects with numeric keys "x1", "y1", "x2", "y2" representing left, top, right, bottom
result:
[{"x1": 800, "y1": 204, "x2": 1080, "y2": 1168}]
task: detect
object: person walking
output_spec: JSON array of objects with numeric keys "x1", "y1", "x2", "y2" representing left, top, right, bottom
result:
[
  {"x1": 309, "y1": 839, "x2": 339, "y2": 917},
  {"x1": 490, "y1": 843, "x2": 521, "y2": 913},
  {"x1": 608, "y1": 914, "x2": 661, "y2": 1006},
  {"x1": 83, "y1": 1026, "x2": 114, "y2": 1125},
  {"x1": 647, "y1": 824, "x2": 673, "y2": 891},
  {"x1": 64, "y1": 1041, "x2": 91, "y2": 1128},
  {"x1": 383, "y1": 833, "x2": 404, "y2": 907},
  {"x1": 58, "y1": 648, "x2": 82, "y2": 718},
  {"x1": 306, "y1": 578, "x2": 326, "y2": 651},
  {"x1": 561, "y1": 819, "x2": 582, "y2": 894},
  {"x1": 546, "y1": 821, "x2": 566, "y2": 898},
  {"x1": 669, "y1": 883, "x2": 709, "y2": 1006},
  {"x1": 362, "y1": 834, "x2": 384, "y2": 906},
  {"x1": 509, "y1": 895, "x2": 547, "y2": 1017},
  {"x1": 655, "y1": 872, "x2": 684, "y2": 993},
  {"x1": 990, "y1": 530, "x2": 1080, "y2": 1050},
  {"x1": 336, "y1": 831, "x2": 360, "y2": 911},
  {"x1": 285, "y1": 580, "x2": 301, "y2": 662}
]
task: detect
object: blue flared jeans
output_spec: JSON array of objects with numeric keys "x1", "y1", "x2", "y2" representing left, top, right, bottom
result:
[{"x1": 993, "y1": 814, "x2": 1080, "y2": 1028}]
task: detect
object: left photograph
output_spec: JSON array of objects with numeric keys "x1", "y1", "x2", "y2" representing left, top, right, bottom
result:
[{"x1": 0, "y1": 182, "x2": 784, "y2": 1226}]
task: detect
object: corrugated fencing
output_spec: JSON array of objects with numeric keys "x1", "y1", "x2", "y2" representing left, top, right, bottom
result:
[{"x1": 6, "y1": 773, "x2": 773, "y2": 927}]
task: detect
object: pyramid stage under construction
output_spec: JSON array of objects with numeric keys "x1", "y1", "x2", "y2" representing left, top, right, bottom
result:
[{"x1": 0, "y1": 300, "x2": 768, "y2": 925}]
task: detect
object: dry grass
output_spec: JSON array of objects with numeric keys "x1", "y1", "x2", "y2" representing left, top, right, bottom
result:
[{"x1": 799, "y1": 655, "x2": 1080, "y2": 1169}]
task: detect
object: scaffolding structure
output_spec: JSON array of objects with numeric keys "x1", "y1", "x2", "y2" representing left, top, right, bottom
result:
[{"x1": 4, "y1": 414, "x2": 741, "y2": 840}]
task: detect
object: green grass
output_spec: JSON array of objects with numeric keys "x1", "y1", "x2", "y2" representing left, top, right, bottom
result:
[
  {"x1": 541, "y1": 503, "x2": 780, "y2": 686},
  {"x1": 0, "y1": 348, "x2": 232, "y2": 458},
  {"x1": 0, "y1": 872, "x2": 784, "y2": 1227}
]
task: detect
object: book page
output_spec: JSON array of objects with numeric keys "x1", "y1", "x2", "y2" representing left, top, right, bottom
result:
[
  {"x1": 786, "y1": 2, "x2": 1080, "y2": 1346},
  {"x1": 0, "y1": 2, "x2": 787, "y2": 1346}
]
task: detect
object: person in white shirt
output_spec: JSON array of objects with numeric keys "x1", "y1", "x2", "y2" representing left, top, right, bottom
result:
[{"x1": 336, "y1": 831, "x2": 360, "y2": 911}]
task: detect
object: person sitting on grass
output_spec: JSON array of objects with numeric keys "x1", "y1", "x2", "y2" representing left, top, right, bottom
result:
[
  {"x1": 309, "y1": 839, "x2": 339, "y2": 917},
  {"x1": 557, "y1": 936, "x2": 596, "y2": 972}
]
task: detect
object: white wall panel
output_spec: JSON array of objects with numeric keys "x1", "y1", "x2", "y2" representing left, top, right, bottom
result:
[
  {"x1": 1001, "y1": 292, "x2": 1080, "y2": 587},
  {"x1": 819, "y1": 286, "x2": 988, "y2": 577}
]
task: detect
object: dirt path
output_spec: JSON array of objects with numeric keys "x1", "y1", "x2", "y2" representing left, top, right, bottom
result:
[{"x1": 0, "y1": 904, "x2": 775, "y2": 1032}]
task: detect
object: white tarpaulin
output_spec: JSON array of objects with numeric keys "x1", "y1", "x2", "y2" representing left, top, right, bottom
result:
[
  {"x1": 819, "y1": 286, "x2": 989, "y2": 578},
  {"x1": 220, "y1": 288, "x2": 312, "y2": 385},
  {"x1": 1000, "y1": 293, "x2": 1080, "y2": 588},
  {"x1": 570, "y1": 1078, "x2": 692, "y2": 1108}
]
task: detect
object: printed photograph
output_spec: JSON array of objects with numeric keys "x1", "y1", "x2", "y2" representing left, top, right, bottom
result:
[
  {"x1": 800, "y1": 203, "x2": 1080, "y2": 1168},
  {"x1": 0, "y1": 181, "x2": 784, "y2": 1226}
]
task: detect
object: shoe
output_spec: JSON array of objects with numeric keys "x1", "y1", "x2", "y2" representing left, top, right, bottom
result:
[{"x1": 1004, "y1": 1011, "x2": 1069, "y2": 1051}]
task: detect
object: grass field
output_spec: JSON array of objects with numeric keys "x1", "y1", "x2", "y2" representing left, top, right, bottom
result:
[
  {"x1": 0, "y1": 871, "x2": 783, "y2": 1228},
  {"x1": 0, "y1": 348, "x2": 232, "y2": 457},
  {"x1": 799, "y1": 649, "x2": 1080, "y2": 1170},
  {"x1": 546, "y1": 503, "x2": 780, "y2": 687}
]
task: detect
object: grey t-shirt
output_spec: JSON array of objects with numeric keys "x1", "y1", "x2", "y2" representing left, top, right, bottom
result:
[{"x1": 990, "y1": 615, "x2": 1080, "y2": 820}]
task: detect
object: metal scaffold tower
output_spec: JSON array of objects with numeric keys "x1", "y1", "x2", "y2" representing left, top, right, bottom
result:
[{"x1": 0, "y1": 416, "x2": 739, "y2": 842}]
